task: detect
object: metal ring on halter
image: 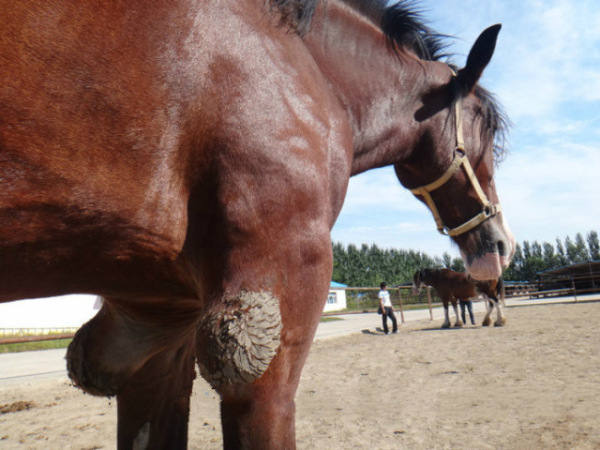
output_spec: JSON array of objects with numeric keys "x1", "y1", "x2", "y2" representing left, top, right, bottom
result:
[{"x1": 409, "y1": 96, "x2": 502, "y2": 237}]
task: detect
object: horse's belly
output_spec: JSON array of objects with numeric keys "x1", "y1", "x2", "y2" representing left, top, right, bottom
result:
[{"x1": 0, "y1": 191, "x2": 193, "y2": 302}]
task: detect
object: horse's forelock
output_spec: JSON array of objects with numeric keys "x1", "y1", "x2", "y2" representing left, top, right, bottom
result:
[
  {"x1": 475, "y1": 86, "x2": 510, "y2": 165},
  {"x1": 449, "y1": 76, "x2": 510, "y2": 167}
]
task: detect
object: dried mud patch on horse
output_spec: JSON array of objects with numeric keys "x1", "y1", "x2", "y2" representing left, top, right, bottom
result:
[
  {"x1": 0, "y1": 401, "x2": 35, "y2": 414},
  {"x1": 196, "y1": 291, "x2": 282, "y2": 387}
]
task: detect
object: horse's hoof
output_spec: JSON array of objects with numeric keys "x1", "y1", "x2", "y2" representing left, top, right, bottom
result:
[
  {"x1": 482, "y1": 318, "x2": 491, "y2": 327},
  {"x1": 494, "y1": 319, "x2": 506, "y2": 327},
  {"x1": 455, "y1": 322, "x2": 463, "y2": 328},
  {"x1": 441, "y1": 323, "x2": 450, "y2": 329}
]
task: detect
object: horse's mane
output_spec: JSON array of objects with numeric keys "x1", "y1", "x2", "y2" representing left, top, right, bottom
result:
[
  {"x1": 273, "y1": 0, "x2": 447, "y2": 58},
  {"x1": 273, "y1": 0, "x2": 509, "y2": 162},
  {"x1": 474, "y1": 86, "x2": 510, "y2": 164},
  {"x1": 272, "y1": 0, "x2": 319, "y2": 35}
]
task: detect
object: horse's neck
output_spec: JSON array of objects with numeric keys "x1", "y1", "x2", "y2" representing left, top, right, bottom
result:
[
  {"x1": 422, "y1": 271, "x2": 439, "y2": 288},
  {"x1": 304, "y1": 0, "x2": 423, "y2": 175}
]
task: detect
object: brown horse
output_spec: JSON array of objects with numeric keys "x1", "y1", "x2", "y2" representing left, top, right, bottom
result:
[
  {"x1": 0, "y1": 0, "x2": 514, "y2": 448},
  {"x1": 413, "y1": 268, "x2": 506, "y2": 328}
]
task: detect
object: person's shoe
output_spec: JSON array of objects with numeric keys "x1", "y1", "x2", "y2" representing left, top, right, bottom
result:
[
  {"x1": 392, "y1": 330, "x2": 398, "y2": 334},
  {"x1": 384, "y1": 331, "x2": 390, "y2": 335}
]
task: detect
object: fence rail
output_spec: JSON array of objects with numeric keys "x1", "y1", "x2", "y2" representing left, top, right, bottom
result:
[
  {"x1": 0, "y1": 333, "x2": 75, "y2": 345},
  {"x1": 0, "y1": 327, "x2": 78, "y2": 345},
  {"x1": 506, "y1": 271, "x2": 600, "y2": 301},
  {"x1": 341, "y1": 286, "x2": 451, "y2": 323}
]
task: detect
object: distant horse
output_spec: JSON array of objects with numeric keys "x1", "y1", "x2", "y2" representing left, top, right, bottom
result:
[
  {"x1": 413, "y1": 269, "x2": 506, "y2": 328},
  {"x1": 0, "y1": 0, "x2": 514, "y2": 448}
]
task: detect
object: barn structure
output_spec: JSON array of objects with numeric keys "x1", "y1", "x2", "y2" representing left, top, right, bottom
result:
[{"x1": 539, "y1": 260, "x2": 600, "y2": 294}]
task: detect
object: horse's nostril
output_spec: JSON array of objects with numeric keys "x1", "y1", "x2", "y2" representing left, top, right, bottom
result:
[{"x1": 497, "y1": 240, "x2": 506, "y2": 257}]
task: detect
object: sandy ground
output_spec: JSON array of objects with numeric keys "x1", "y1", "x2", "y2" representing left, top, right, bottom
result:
[{"x1": 1, "y1": 301, "x2": 599, "y2": 449}]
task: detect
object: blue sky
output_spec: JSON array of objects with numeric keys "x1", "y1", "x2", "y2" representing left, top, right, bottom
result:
[{"x1": 331, "y1": 0, "x2": 600, "y2": 257}]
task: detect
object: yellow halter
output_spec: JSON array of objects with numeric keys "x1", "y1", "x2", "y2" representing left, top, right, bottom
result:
[{"x1": 409, "y1": 97, "x2": 502, "y2": 237}]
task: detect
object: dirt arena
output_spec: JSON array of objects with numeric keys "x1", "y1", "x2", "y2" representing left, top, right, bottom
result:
[{"x1": 1, "y1": 301, "x2": 599, "y2": 449}]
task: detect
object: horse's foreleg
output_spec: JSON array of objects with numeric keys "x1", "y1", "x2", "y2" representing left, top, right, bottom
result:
[
  {"x1": 452, "y1": 301, "x2": 463, "y2": 327},
  {"x1": 193, "y1": 118, "x2": 348, "y2": 447},
  {"x1": 481, "y1": 298, "x2": 494, "y2": 326},
  {"x1": 442, "y1": 303, "x2": 451, "y2": 328},
  {"x1": 219, "y1": 379, "x2": 298, "y2": 449},
  {"x1": 194, "y1": 235, "x2": 332, "y2": 449},
  {"x1": 196, "y1": 283, "x2": 325, "y2": 449},
  {"x1": 493, "y1": 298, "x2": 506, "y2": 326}
]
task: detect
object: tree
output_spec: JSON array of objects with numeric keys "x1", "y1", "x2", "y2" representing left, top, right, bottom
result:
[
  {"x1": 566, "y1": 234, "x2": 588, "y2": 264},
  {"x1": 556, "y1": 238, "x2": 568, "y2": 266},
  {"x1": 542, "y1": 242, "x2": 557, "y2": 269},
  {"x1": 504, "y1": 243, "x2": 523, "y2": 281},
  {"x1": 518, "y1": 240, "x2": 545, "y2": 280},
  {"x1": 331, "y1": 230, "x2": 598, "y2": 285},
  {"x1": 587, "y1": 231, "x2": 600, "y2": 260},
  {"x1": 574, "y1": 233, "x2": 589, "y2": 262},
  {"x1": 522, "y1": 241, "x2": 532, "y2": 260},
  {"x1": 531, "y1": 241, "x2": 543, "y2": 259},
  {"x1": 450, "y1": 257, "x2": 465, "y2": 272},
  {"x1": 331, "y1": 242, "x2": 346, "y2": 283},
  {"x1": 442, "y1": 252, "x2": 453, "y2": 269}
]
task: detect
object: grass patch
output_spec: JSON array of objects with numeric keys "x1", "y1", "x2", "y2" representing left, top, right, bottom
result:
[
  {"x1": 320, "y1": 316, "x2": 344, "y2": 323},
  {"x1": 0, "y1": 338, "x2": 73, "y2": 354}
]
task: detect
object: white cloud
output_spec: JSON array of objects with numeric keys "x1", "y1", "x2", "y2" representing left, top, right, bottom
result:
[
  {"x1": 495, "y1": 1, "x2": 600, "y2": 122},
  {"x1": 496, "y1": 142, "x2": 600, "y2": 245},
  {"x1": 332, "y1": 215, "x2": 459, "y2": 256},
  {"x1": 336, "y1": 167, "x2": 424, "y2": 216}
]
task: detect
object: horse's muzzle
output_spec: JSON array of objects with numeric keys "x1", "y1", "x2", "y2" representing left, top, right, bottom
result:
[{"x1": 460, "y1": 216, "x2": 515, "y2": 280}]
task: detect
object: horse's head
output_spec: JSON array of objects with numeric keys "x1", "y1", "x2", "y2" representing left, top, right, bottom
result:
[
  {"x1": 412, "y1": 269, "x2": 425, "y2": 295},
  {"x1": 395, "y1": 25, "x2": 514, "y2": 281}
]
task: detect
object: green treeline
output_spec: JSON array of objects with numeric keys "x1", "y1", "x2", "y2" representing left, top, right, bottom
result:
[{"x1": 332, "y1": 230, "x2": 599, "y2": 286}]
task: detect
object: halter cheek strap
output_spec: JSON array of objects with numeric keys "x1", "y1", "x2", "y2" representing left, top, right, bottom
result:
[{"x1": 409, "y1": 98, "x2": 502, "y2": 237}]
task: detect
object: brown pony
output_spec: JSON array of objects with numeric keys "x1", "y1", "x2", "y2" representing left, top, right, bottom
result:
[
  {"x1": 0, "y1": 0, "x2": 514, "y2": 448},
  {"x1": 413, "y1": 268, "x2": 506, "y2": 328}
]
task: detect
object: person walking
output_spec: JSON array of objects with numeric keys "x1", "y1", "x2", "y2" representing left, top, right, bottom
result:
[
  {"x1": 460, "y1": 299, "x2": 476, "y2": 325},
  {"x1": 378, "y1": 282, "x2": 398, "y2": 334}
]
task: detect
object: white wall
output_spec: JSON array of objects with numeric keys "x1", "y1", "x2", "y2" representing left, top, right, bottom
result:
[
  {"x1": 0, "y1": 295, "x2": 99, "y2": 329},
  {"x1": 0, "y1": 289, "x2": 350, "y2": 329},
  {"x1": 324, "y1": 288, "x2": 347, "y2": 313}
]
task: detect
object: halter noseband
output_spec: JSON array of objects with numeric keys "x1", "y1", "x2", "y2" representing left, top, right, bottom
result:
[{"x1": 409, "y1": 96, "x2": 502, "y2": 237}]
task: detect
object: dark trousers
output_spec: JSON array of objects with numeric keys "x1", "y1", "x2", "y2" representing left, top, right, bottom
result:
[
  {"x1": 460, "y1": 300, "x2": 475, "y2": 324},
  {"x1": 382, "y1": 306, "x2": 397, "y2": 333}
]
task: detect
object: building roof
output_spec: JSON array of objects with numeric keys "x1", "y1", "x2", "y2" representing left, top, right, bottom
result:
[
  {"x1": 539, "y1": 260, "x2": 600, "y2": 278},
  {"x1": 330, "y1": 281, "x2": 348, "y2": 288}
]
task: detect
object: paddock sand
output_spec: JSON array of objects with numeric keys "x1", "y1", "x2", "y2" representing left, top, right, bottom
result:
[{"x1": 1, "y1": 301, "x2": 599, "y2": 449}]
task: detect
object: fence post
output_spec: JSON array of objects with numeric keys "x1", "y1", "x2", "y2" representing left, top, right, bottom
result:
[
  {"x1": 427, "y1": 287, "x2": 433, "y2": 320},
  {"x1": 396, "y1": 288, "x2": 405, "y2": 324},
  {"x1": 571, "y1": 278, "x2": 578, "y2": 302}
]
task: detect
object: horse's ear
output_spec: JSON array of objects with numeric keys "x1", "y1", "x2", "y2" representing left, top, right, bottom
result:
[{"x1": 456, "y1": 24, "x2": 501, "y2": 94}]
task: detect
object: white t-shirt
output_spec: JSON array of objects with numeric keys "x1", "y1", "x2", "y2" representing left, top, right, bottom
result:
[{"x1": 378, "y1": 289, "x2": 392, "y2": 307}]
